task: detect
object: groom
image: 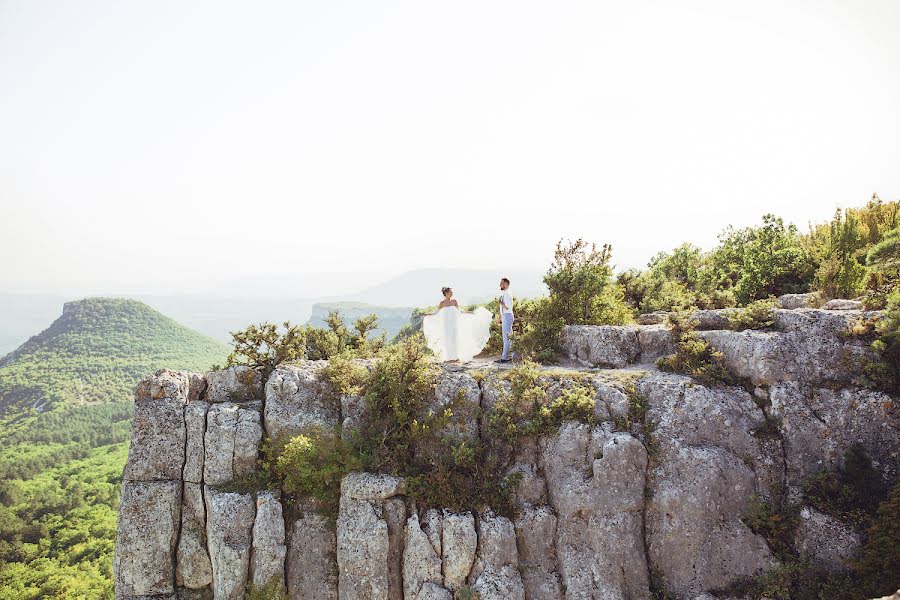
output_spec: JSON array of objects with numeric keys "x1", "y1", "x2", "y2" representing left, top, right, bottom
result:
[{"x1": 496, "y1": 277, "x2": 514, "y2": 363}]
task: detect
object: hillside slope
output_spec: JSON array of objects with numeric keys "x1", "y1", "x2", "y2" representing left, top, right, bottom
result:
[
  {"x1": 0, "y1": 297, "x2": 228, "y2": 426},
  {"x1": 0, "y1": 298, "x2": 229, "y2": 599}
]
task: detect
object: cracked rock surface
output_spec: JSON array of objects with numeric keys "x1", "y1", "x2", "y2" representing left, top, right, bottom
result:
[{"x1": 115, "y1": 310, "x2": 899, "y2": 600}]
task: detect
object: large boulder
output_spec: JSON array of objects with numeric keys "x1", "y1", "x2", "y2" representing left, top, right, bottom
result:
[
  {"x1": 205, "y1": 366, "x2": 262, "y2": 403},
  {"x1": 114, "y1": 480, "x2": 182, "y2": 598},
  {"x1": 205, "y1": 488, "x2": 256, "y2": 600},
  {"x1": 560, "y1": 325, "x2": 641, "y2": 368},
  {"x1": 124, "y1": 371, "x2": 189, "y2": 481},
  {"x1": 264, "y1": 363, "x2": 341, "y2": 441},
  {"x1": 822, "y1": 299, "x2": 864, "y2": 310},
  {"x1": 203, "y1": 402, "x2": 262, "y2": 486}
]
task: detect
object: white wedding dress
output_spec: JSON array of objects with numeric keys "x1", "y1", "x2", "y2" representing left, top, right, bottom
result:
[{"x1": 423, "y1": 306, "x2": 493, "y2": 362}]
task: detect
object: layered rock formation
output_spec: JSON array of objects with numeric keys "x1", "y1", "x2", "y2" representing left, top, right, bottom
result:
[{"x1": 114, "y1": 307, "x2": 898, "y2": 600}]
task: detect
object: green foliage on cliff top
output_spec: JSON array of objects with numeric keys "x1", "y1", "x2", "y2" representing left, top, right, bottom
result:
[{"x1": 619, "y1": 197, "x2": 900, "y2": 314}]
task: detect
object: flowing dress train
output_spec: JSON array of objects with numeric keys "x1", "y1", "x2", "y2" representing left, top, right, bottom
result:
[{"x1": 422, "y1": 306, "x2": 493, "y2": 362}]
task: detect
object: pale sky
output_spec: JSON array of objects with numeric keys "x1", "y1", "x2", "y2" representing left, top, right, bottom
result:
[{"x1": 2, "y1": 0, "x2": 899, "y2": 295}]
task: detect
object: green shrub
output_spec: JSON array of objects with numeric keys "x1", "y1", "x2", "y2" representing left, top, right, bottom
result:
[
  {"x1": 743, "y1": 496, "x2": 801, "y2": 559},
  {"x1": 802, "y1": 443, "x2": 887, "y2": 529},
  {"x1": 852, "y1": 480, "x2": 900, "y2": 598},
  {"x1": 656, "y1": 315, "x2": 736, "y2": 385},
  {"x1": 504, "y1": 239, "x2": 633, "y2": 361},
  {"x1": 485, "y1": 361, "x2": 596, "y2": 442},
  {"x1": 273, "y1": 428, "x2": 362, "y2": 518},
  {"x1": 227, "y1": 321, "x2": 307, "y2": 378},
  {"x1": 863, "y1": 289, "x2": 900, "y2": 392},
  {"x1": 727, "y1": 297, "x2": 778, "y2": 330}
]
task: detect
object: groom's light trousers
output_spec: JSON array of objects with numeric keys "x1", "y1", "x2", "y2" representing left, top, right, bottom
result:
[{"x1": 501, "y1": 313, "x2": 514, "y2": 360}]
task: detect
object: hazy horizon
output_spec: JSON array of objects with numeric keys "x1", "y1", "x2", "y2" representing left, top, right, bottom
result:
[{"x1": 3, "y1": 0, "x2": 900, "y2": 295}]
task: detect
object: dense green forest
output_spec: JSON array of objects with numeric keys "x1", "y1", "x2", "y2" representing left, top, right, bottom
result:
[{"x1": 0, "y1": 298, "x2": 227, "y2": 599}]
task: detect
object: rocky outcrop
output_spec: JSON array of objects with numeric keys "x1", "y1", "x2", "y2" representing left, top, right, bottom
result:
[
  {"x1": 115, "y1": 322, "x2": 899, "y2": 600},
  {"x1": 562, "y1": 307, "x2": 882, "y2": 388}
]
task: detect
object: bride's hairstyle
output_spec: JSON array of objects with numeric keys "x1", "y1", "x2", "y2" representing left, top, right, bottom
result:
[{"x1": 441, "y1": 287, "x2": 451, "y2": 295}]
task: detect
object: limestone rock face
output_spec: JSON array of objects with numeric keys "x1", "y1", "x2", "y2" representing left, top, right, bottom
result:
[
  {"x1": 183, "y1": 402, "x2": 208, "y2": 484},
  {"x1": 205, "y1": 366, "x2": 262, "y2": 403},
  {"x1": 264, "y1": 363, "x2": 340, "y2": 440},
  {"x1": 430, "y1": 370, "x2": 481, "y2": 443},
  {"x1": 770, "y1": 383, "x2": 900, "y2": 486},
  {"x1": 286, "y1": 513, "x2": 338, "y2": 600},
  {"x1": 205, "y1": 488, "x2": 256, "y2": 600},
  {"x1": 638, "y1": 373, "x2": 776, "y2": 595},
  {"x1": 646, "y1": 444, "x2": 773, "y2": 595},
  {"x1": 441, "y1": 511, "x2": 477, "y2": 592},
  {"x1": 541, "y1": 423, "x2": 650, "y2": 600},
  {"x1": 403, "y1": 514, "x2": 443, "y2": 600},
  {"x1": 203, "y1": 402, "x2": 262, "y2": 486},
  {"x1": 336, "y1": 473, "x2": 406, "y2": 600},
  {"x1": 514, "y1": 506, "x2": 562, "y2": 600},
  {"x1": 114, "y1": 347, "x2": 899, "y2": 600},
  {"x1": 125, "y1": 371, "x2": 189, "y2": 481},
  {"x1": 114, "y1": 480, "x2": 182, "y2": 598},
  {"x1": 414, "y1": 583, "x2": 453, "y2": 600},
  {"x1": 176, "y1": 483, "x2": 213, "y2": 590},
  {"x1": 469, "y1": 512, "x2": 524, "y2": 600},
  {"x1": 561, "y1": 308, "x2": 882, "y2": 388},
  {"x1": 250, "y1": 491, "x2": 286, "y2": 589},
  {"x1": 795, "y1": 506, "x2": 862, "y2": 571}
]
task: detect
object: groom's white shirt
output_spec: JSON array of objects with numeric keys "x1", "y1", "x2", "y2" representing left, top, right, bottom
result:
[{"x1": 500, "y1": 290, "x2": 514, "y2": 316}]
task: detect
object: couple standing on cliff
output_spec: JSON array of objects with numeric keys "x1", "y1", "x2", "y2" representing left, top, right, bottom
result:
[{"x1": 422, "y1": 278, "x2": 514, "y2": 364}]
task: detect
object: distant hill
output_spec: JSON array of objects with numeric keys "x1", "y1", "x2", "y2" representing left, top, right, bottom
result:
[
  {"x1": 0, "y1": 297, "x2": 228, "y2": 426},
  {"x1": 0, "y1": 293, "x2": 69, "y2": 356},
  {"x1": 307, "y1": 302, "x2": 414, "y2": 339},
  {"x1": 0, "y1": 298, "x2": 230, "y2": 597},
  {"x1": 348, "y1": 268, "x2": 548, "y2": 307}
]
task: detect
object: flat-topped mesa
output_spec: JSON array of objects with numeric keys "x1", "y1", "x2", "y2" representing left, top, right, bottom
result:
[
  {"x1": 114, "y1": 341, "x2": 899, "y2": 599},
  {"x1": 561, "y1": 305, "x2": 884, "y2": 386}
]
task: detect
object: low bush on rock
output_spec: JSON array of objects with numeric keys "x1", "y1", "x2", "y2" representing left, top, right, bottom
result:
[
  {"x1": 727, "y1": 297, "x2": 778, "y2": 330},
  {"x1": 226, "y1": 311, "x2": 384, "y2": 377},
  {"x1": 656, "y1": 314, "x2": 736, "y2": 385},
  {"x1": 484, "y1": 360, "x2": 596, "y2": 442},
  {"x1": 802, "y1": 443, "x2": 888, "y2": 530}
]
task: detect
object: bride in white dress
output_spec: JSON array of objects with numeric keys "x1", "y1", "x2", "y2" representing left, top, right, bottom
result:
[{"x1": 422, "y1": 287, "x2": 493, "y2": 363}]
